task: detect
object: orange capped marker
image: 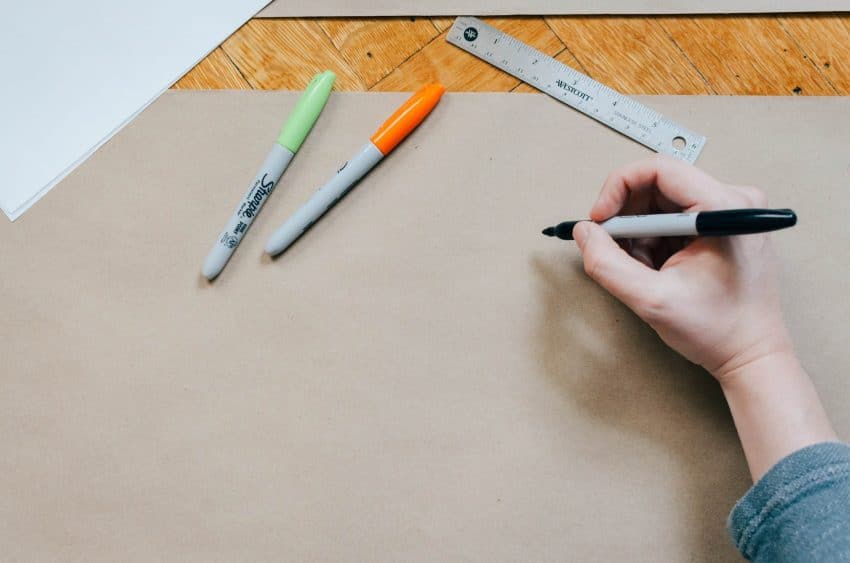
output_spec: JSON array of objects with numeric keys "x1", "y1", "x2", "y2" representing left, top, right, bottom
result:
[{"x1": 265, "y1": 83, "x2": 445, "y2": 257}]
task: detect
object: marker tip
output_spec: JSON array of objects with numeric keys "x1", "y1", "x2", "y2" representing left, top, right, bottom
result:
[{"x1": 542, "y1": 227, "x2": 556, "y2": 237}]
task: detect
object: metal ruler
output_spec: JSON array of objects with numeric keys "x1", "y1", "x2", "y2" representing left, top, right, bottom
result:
[{"x1": 447, "y1": 17, "x2": 706, "y2": 163}]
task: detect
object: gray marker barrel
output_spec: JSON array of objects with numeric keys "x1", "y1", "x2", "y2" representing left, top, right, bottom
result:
[
  {"x1": 600, "y1": 213, "x2": 698, "y2": 238},
  {"x1": 264, "y1": 142, "x2": 384, "y2": 257},
  {"x1": 202, "y1": 144, "x2": 294, "y2": 280}
]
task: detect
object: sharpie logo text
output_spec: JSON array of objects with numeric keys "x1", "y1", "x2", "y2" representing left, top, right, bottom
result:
[{"x1": 242, "y1": 174, "x2": 276, "y2": 219}]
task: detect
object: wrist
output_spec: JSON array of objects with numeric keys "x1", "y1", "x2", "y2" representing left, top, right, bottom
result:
[
  {"x1": 709, "y1": 321, "x2": 796, "y2": 385},
  {"x1": 714, "y1": 345, "x2": 798, "y2": 390},
  {"x1": 717, "y1": 350, "x2": 837, "y2": 481}
]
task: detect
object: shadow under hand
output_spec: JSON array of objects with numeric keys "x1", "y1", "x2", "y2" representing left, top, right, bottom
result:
[{"x1": 531, "y1": 253, "x2": 748, "y2": 562}]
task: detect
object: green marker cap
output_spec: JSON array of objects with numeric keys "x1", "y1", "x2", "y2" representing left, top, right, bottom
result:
[{"x1": 277, "y1": 70, "x2": 336, "y2": 153}]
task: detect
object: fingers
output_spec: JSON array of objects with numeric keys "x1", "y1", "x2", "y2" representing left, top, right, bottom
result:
[
  {"x1": 573, "y1": 222, "x2": 662, "y2": 313},
  {"x1": 590, "y1": 155, "x2": 743, "y2": 221}
]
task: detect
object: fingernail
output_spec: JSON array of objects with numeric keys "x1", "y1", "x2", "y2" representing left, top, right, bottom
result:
[{"x1": 573, "y1": 222, "x2": 590, "y2": 247}]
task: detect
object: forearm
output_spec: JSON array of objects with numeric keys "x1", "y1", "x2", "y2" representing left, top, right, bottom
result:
[{"x1": 718, "y1": 350, "x2": 837, "y2": 482}]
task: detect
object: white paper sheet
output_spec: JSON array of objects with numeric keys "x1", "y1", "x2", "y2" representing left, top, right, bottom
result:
[{"x1": 0, "y1": 0, "x2": 268, "y2": 221}]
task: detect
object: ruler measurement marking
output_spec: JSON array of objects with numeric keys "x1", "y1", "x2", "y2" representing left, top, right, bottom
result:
[{"x1": 447, "y1": 17, "x2": 705, "y2": 163}]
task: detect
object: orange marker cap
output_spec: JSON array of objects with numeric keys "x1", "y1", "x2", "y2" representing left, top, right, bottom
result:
[{"x1": 370, "y1": 82, "x2": 446, "y2": 155}]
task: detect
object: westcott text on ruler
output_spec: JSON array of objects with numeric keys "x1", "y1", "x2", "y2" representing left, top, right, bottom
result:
[{"x1": 447, "y1": 17, "x2": 706, "y2": 163}]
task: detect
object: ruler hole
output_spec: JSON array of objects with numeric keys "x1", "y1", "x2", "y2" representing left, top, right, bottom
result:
[{"x1": 672, "y1": 136, "x2": 687, "y2": 150}]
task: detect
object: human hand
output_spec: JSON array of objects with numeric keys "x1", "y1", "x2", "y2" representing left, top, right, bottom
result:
[{"x1": 573, "y1": 155, "x2": 794, "y2": 382}]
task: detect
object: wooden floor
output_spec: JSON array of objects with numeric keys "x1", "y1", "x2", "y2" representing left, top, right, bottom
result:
[{"x1": 175, "y1": 16, "x2": 850, "y2": 95}]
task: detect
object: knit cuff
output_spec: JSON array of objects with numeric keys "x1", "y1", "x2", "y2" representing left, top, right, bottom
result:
[{"x1": 728, "y1": 441, "x2": 850, "y2": 559}]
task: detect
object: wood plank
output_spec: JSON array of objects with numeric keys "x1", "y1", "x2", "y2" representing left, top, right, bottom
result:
[
  {"x1": 173, "y1": 47, "x2": 250, "y2": 90},
  {"x1": 779, "y1": 15, "x2": 850, "y2": 95},
  {"x1": 545, "y1": 17, "x2": 712, "y2": 95},
  {"x1": 317, "y1": 17, "x2": 440, "y2": 87},
  {"x1": 659, "y1": 16, "x2": 835, "y2": 95},
  {"x1": 179, "y1": 16, "x2": 850, "y2": 96},
  {"x1": 371, "y1": 17, "x2": 564, "y2": 92},
  {"x1": 221, "y1": 19, "x2": 364, "y2": 90},
  {"x1": 431, "y1": 17, "x2": 455, "y2": 32}
]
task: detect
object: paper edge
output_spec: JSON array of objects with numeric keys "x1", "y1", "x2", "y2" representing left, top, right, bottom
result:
[
  {"x1": 258, "y1": 4, "x2": 849, "y2": 16},
  {"x1": 2, "y1": 2, "x2": 271, "y2": 222}
]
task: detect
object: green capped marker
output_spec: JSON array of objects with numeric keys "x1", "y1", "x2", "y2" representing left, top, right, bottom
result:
[{"x1": 202, "y1": 70, "x2": 336, "y2": 280}]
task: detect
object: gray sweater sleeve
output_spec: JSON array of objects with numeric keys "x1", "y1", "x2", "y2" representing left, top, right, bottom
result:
[{"x1": 728, "y1": 441, "x2": 850, "y2": 562}]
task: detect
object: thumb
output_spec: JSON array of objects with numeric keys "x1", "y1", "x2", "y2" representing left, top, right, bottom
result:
[{"x1": 573, "y1": 222, "x2": 660, "y2": 311}]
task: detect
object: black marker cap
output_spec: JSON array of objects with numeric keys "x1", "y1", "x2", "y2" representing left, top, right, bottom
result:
[{"x1": 696, "y1": 209, "x2": 797, "y2": 236}]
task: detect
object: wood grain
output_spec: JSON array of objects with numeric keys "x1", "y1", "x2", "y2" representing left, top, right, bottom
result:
[
  {"x1": 544, "y1": 17, "x2": 712, "y2": 95},
  {"x1": 317, "y1": 17, "x2": 440, "y2": 87},
  {"x1": 778, "y1": 15, "x2": 850, "y2": 93},
  {"x1": 659, "y1": 16, "x2": 835, "y2": 95},
  {"x1": 372, "y1": 17, "x2": 564, "y2": 92},
  {"x1": 173, "y1": 48, "x2": 250, "y2": 90},
  {"x1": 221, "y1": 19, "x2": 364, "y2": 90},
  {"x1": 177, "y1": 16, "x2": 850, "y2": 96}
]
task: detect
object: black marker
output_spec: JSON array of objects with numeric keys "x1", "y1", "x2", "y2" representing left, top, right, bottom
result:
[{"x1": 542, "y1": 208, "x2": 797, "y2": 240}]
